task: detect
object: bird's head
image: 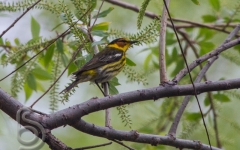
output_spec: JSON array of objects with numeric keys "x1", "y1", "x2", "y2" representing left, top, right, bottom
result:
[{"x1": 108, "y1": 38, "x2": 138, "y2": 52}]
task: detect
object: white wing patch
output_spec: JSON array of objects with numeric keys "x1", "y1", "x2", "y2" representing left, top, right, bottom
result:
[{"x1": 114, "y1": 53, "x2": 122, "y2": 58}]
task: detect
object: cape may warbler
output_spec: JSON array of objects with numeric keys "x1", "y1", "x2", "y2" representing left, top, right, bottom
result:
[{"x1": 60, "y1": 38, "x2": 138, "y2": 93}]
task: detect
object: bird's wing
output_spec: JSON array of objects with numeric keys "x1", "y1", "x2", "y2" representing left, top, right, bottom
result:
[{"x1": 72, "y1": 48, "x2": 123, "y2": 75}]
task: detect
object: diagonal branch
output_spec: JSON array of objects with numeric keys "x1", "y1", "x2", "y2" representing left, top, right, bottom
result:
[
  {"x1": 71, "y1": 119, "x2": 220, "y2": 150},
  {"x1": 173, "y1": 33, "x2": 240, "y2": 83},
  {"x1": 168, "y1": 56, "x2": 218, "y2": 136},
  {"x1": 0, "y1": 0, "x2": 42, "y2": 38},
  {"x1": 104, "y1": 0, "x2": 237, "y2": 35},
  {"x1": 169, "y1": 24, "x2": 240, "y2": 136}
]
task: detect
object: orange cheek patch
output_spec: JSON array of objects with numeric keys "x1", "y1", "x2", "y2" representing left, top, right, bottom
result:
[{"x1": 116, "y1": 41, "x2": 126, "y2": 47}]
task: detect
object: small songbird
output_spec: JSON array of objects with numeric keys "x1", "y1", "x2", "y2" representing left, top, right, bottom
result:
[{"x1": 60, "y1": 38, "x2": 138, "y2": 94}]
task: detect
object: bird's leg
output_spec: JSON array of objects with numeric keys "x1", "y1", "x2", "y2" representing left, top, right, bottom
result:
[
  {"x1": 101, "y1": 81, "x2": 110, "y2": 88},
  {"x1": 101, "y1": 82, "x2": 112, "y2": 128},
  {"x1": 95, "y1": 81, "x2": 106, "y2": 96}
]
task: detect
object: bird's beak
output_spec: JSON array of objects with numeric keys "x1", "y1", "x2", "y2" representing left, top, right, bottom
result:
[{"x1": 129, "y1": 41, "x2": 139, "y2": 44}]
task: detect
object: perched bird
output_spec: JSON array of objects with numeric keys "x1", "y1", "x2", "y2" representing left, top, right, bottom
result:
[{"x1": 60, "y1": 38, "x2": 138, "y2": 94}]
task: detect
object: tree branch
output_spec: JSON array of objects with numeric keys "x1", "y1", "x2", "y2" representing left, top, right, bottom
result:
[
  {"x1": 39, "y1": 78, "x2": 240, "y2": 130},
  {"x1": 104, "y1": 0, "x2": 238, "y2": 35},
  {"x1": 169, "y1": 56, "x2": 218, "y2": 136},
  {"x1": 159, "y1": 0, "x2": 170, "y2": 83},
  {"x1": 0, "y1": 0, "x2": 41, "y2": 38},
  {"x1": 1, "y1": 77, "x2": 240, "y2": 149},
  {"x1": 173, "y1": 35, "x2": 240, "y2": 83},
  {"x1": 71, "y1": 119, "x2": 220, "y2": 150}
]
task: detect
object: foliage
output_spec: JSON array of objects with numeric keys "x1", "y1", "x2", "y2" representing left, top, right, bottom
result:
[{"x1": 137, "y1": 0, "x2": 151, "y2": 29}]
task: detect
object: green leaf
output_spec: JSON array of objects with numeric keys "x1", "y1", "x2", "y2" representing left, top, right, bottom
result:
[
  {"x1": 108, "y1": 77, "x2": 120, "y2": 95},
  {"x1": 5, "y1": 40, "x2": 11, "y2": 46},
  {"x1": 144, "y1": 53, "x2": 152, "y2": 70},
  {"x1": 199, "y1": 41, "x2": 215, "y2": 55},
  {"x1": 93, "y1": 7, "x2": 114, "y2": 18},
  {"x1": 44, "y1": 44, "x2": 55, "y2": 67},
  {"x1": 51, "y1": 22, "x2": 65, "y2": 31},
  {"x1": 126, "y1": 57, "x2": 136, "y2": 66},
  {"x1": 59, "y1": 13, "x2": 67, "y2": 22},
  {"x1": 91, "y1": 40, "x2": 106, "y2": 47},
  {"x1": 186, "y1": 113, "x2": 201, "y2": 121},
  {"x1": 91, "y1": 30, "x2": 108, "y2": 37},
  {"x1": 137, "y1": 0, "x2": 151, "y2": 29},
  {"x1": 92, "y1": 22, "x2": 110, "y2": 31},
  {"x1": 110, "y1": 77, "x2": 121, "y2": 86},
  {"x1": 204, "y1": 97, "x2": 210, "y2": 106},
  {"x1": 196, "y1": 28, "x2": 214, "y2": 41},
  {"x1": 202, "y1": 15, "x2": 217, "y2": 23},
  {"x1": 27, "y1": 36, "x2": 42, "y2": 44},
  {"x1": 209, "y1": 0, "x2": 220, "y2": 11},
  {"x1": 36, "y1": 81, "x2": 45, "y2": 92},
  {"x1": 24, "y1": 82, "x2": 33, "y2": 101},
  {"x1": 61, "y1": 53, "x2": 69, "y2": 67},
  {"x1": 191, "y1": 0, "x2": 200, "y2": 5},
  {"x1": 88, "y1": 0, "x2": 97, "y2": 12},
  {"x1": 171, "y1": 59, "x2": 184, "y2": 77},
  {"x1": 167, "y1": 47, "x2": 177, "y2": 66},
  {"x1": 14, "y1": 38, "x2": 20, "y2": 45},
  {"x1": 234, "y1": 44, "x2": 240, "y2": 54},
  {"x1": 26, "y1": 73, "x2": 37, "y2": 91},
  {"x1": 31, "y1": 16, "x2": 40, "y2": 38},
  {"x1": 32, "y1": 66, "x2": 52, "y2": 80},
  {"x1": 56, "y1": 39, "x2": 64, "y2": 53},
  {"x1": 68, "y1": 62, "x2": 78, "y2": 75},
  {"x1": 166, "y1": 32, "x2": 176, "y2": 45},
  {"x1": 213, "y1": 93, "x2": 231, "y2": 102},
  {"x1": 1, "y1": 53, "x2": 7, "y2": 63},
  {"x1": 0, "y1": 38, "x2": 3, "y2": 44},
  {"x1": 109, "y1": 82, "x2": 119, "y2": 95}
]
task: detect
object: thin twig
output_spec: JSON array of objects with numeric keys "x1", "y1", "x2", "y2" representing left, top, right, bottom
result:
[
  {"x1": 172, "y1": 18, "x2": 235, "y2": 35},
  {"x1": 177, "y1": 28, "x2": 205, "y2": 74},
  {"x1": 168, "y1": 56, "x2": 218, "y2": 136},
  {"x1": 30, "y1": 43, "x2": 86, "y2": 108},
  {"x1": 169, "y1": 23, "x2": 240, "y2": 144},
  {"x1": 175, "y1": 23, "x2": 238, "y2": 29},
  {"x1": 162, "y1": 0, "x2": 212, "y2": 148},
  {"x1": 0, "y1": 44, "x2": 12, "y2": 53},
  {"x1": 173, "y1": 25, "x2": 240, "y2": 83},
  {"x1": 0, "y1": 8, "x2": 92, "y2": 82},
  {"x1": 222, "y1": 4, "x2": 240, "y2": 30},
  {"x1": 203, "y1": 106, "x2": 212, "y2": 117},
  {"x1": 104, "y1": 0, "x2": 238, "y2": 35},
  {"x1": 90, "y1": 0, "x2": 105, "y2": 31},
  {"x1": 73, "y1": 142, "x2": 112, "y2": 150},
  {"x1": 208, "y1": 92, "x2": 221, "y2": 148},
  {"x1": 159, "y1": 0, "x2": 169, "y2": 83},
  {"x1": 0, "y1": 0, "x2": 41, "y2": 38},
  {"x1": 110, "y1": 139, "x2": 134, "y2": 150}
]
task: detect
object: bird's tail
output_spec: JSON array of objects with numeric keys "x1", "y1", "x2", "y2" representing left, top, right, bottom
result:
[{"x1": 59, "y1": 80, "x2": 79, "y2": 94}]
